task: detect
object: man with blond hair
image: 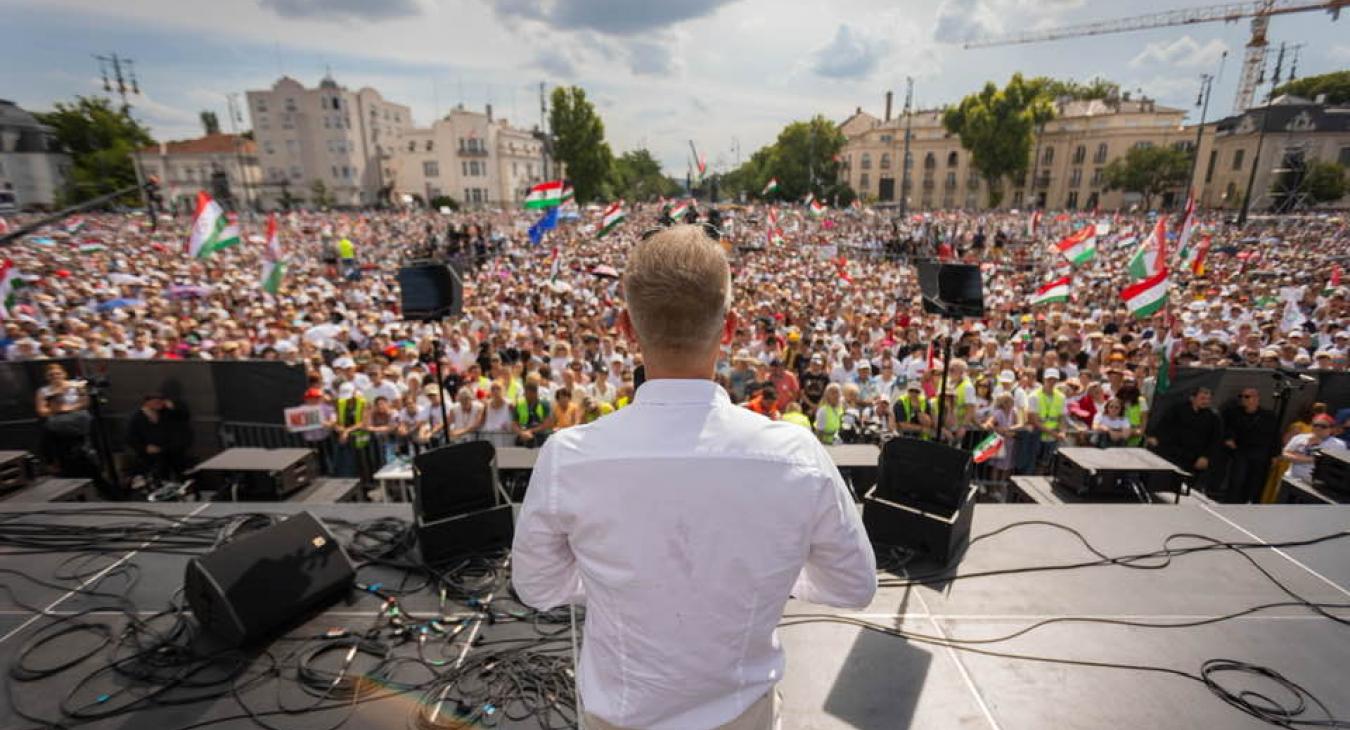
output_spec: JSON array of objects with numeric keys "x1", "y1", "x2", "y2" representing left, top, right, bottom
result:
[{"x1": 513, "y1": 225, "x2": 876, "y2": 730}]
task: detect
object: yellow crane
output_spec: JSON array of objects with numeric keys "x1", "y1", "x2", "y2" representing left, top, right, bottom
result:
[{"x1": 963, "y1": 0, "x2": 1348, "y2": 113}]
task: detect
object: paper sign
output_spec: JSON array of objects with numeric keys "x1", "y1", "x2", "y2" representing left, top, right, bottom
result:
[{"x1": 284, "y1": 405, "x2": 326, "y2": 433}]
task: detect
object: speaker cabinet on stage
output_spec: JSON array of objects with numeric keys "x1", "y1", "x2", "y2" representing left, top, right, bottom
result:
[
  {"x1": 863, "y1": 438, "x2": 976, "y2": 565},
  {"x1": 184, "y1": 511, "x2": 355, "y2": 647},
  {"x1": 397, "y1": 261, "x2": 462, "y2": 321},
  {"x1": 190, "y1": 448, "x2": 317, "y2": 500},
  {"x1": 1313, "y1": 447, "x2": 1350, "y2": 496},
  {"x1": 413, "y1": 441, "x2": 513, "y2": 563}
]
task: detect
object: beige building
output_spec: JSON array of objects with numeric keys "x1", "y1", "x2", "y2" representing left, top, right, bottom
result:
[
  {"x1": 0, "y1": 99, "x2": 71, "y2": 210},
  {"x1": 840, "y1": 95, "x2": 1195, "y2": 211},
  {"x1": 392, "y1": 104, "x2": 547, "y2": 207},
  {"x1": 1193, "y1": 95, "x2": 1350, "y2": 212},
  {"x1": 134, "y1": 133, "x2": 262, "y2": 212},
  {"x1": 246, "y1": 75, "x2": 411, "y2": 208}
]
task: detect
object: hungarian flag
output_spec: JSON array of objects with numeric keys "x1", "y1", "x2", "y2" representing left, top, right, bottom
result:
[
  {"x1": 1054, "y1": 226, "x2": 1096, "y2": 265},
  {"x1": 1333, "y1": 265, "x2": 1343, "y2": 288},
  {"x1": 1122, "y1": 268, "x2": 1169, "y2": 319},
  {"x1": 668, "y1": 200, "x2": 692, "y2": 220},
  {"x1": 767, "y1": 227, "x2": 784, "y2": 246},
  {"x1": 1174, "y1": 193, "x2": 1196, "y2": 257},
  {"x1": 186, "y1": 191, "x2": 240, "y2": 259},
  {"x1": 761, "y1": 178, "x2": 779, "y2": 196},
  {"x1": 561, "y1": 184, "x2": 575, "y2": 203},
  {"x1": 549, "y1": 246, "x2": 563, "y2": 283},
  {"x1": 260, "y1": 213, "x2": 285, "y2": 294},
  {"x1": 524, "y1": 180, "x2": 565, "y2": 209},
  {"x1": 0, "y1": 259, "x2": 20, "y2": 318},
  {"x1": 1031, "y1": 276, "x2": 1070, "y2": 306},
  {"x1": 808, "y1": 199, "x2": 827, "y2": 218},
  {"x1": 1027, "y1": 209, "x2": 1042, "y2": 237},
  {"x1": 1128, "y1": 218, "x2": 1167, "y2": 280},
  {"x1": 597, "y1": 202, "x2": 625, "y2": 239},
  {"x1": 972, "y1": 432, "x2": 1004, "y2": 464},
  {"x1": 802, "y1": 192, "x2": 814, "y2": 207},
  {"x1": 63, "y1": 216, "x2": 86, "y2": 235},
  {"x1": 0, "y1": 217, "x2": 9, "y2": 235},
  {"x1": 766, "y1": 207, "x2": 779, "y2": 228},
  {"x1": 1180, "y1": 234, "x2": 1211, "y2": 276},
  {"x1": 77, "y1": 243, "x2": 107, "y2": 254}
]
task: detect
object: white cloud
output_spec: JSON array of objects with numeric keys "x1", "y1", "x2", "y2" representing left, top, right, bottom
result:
[
  {"x1": 1129, "y1": 36, "x2": 1229, "y2": 69},
  {"x1": 1330, "y1": 45, "x2": 1350, "y2": 63},
  {"x1": 811, "y1": 24, "x2": 890, "y2": 79}
]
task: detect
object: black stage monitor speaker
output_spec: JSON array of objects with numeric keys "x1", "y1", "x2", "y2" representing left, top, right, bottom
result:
[
  {"x1": 917, "y1": 261, "x2": 984, "y2": 319},
  {"x1": 876, "y1": 437, "x2": 973, "y2": 511},
  {"x1": 413, "y1": 441, "x2": 498, "y2": 523},
  {"x1": 398, "y1": 260, "x2": 462, "y2": 321},
  {"x1": 185, "y1": 512, "x2": 354, "y2": 647}
]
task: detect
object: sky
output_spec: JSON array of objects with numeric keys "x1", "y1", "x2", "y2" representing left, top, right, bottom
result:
[{"x1": 2, "y1": 0, "x2": 1348, "y2": 175}]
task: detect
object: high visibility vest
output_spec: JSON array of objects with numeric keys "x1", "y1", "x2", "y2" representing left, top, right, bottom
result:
[
  {"x1": 583, "y1": 402, "x2": 614, "y2": 424},
  {"x1": 1035, "y1": 389, "x2": 1066, "y2": 442},
  {"x1": 515, "y1": 399, "x2": 547, "y2": 427},
  {"x1": 336, "y1": 396, "x2": 368, "y2": 447},
  {"x1": 895, "y1": 394, "x2": 927, "y2": 423},
  {"x1": 818, "y1": 404, "x2": 842, "y2": 444},
  {"x1": 337, "y1": 238, "x2": 355, "y2": 259},
  {"x1": 955, "y1": 377, "x2": 974, "y2": 411},
  {"x1": 782, "y1": 411, "x2": 812, "y2": 429},
  {"x1": 1125, "y1": 402, "x2": 1144, "y2": 446}
]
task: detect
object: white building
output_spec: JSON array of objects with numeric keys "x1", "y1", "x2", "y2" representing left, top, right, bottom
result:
[
  {"x1": 246, "y1": 75, "x2": 411, "y2": 208},
  {"x1": 0, "y1": 99, "x2": 71, "y2": 210},
  {"x1": 134, "y1": 133, "x2": 262, "y2": 212},
  {"x1": 392, "y1": 104, "x2": 548, "y2": 207}
]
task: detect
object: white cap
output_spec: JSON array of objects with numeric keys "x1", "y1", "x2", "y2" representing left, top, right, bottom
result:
[
  {"x1": 333, "y1": 356, "x2": 355, "y2": 369},
  {"x1": 1043, "y1": 368, "x2": 1061, "y2": 380},
  {"x1": 998, "y1": 370, "x2": 1016, "y2": 383}
]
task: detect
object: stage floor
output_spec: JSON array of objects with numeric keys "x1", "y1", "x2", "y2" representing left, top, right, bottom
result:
[{"x1": 0, "y1": 502, "x2": 1345, "y2": 729}]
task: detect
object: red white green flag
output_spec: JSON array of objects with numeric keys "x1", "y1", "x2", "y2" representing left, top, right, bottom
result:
[
  {"x1": 186, "y1": 191, "x2": 240, "y2": 259},
  {"x1": 668, "y1": 200, "x2": 692, "y2": 220},
  {"x1": 1174, "y1": 192, "x2": 1196, "y2": 257},
  {"x1": 1122, "y1": 268, "x2": 1170, "y2": 318},
  {"x1": 972, "y1": 432, "x2": 1004, "y2": 464},
  {"x1": 1026, "y1": 209, "x2": 1041, "y2": 237},
  {"x1": 808, "y1": 199, "x2": 827, "y2": 218},
  {"x1": 1182, "y1": 234, "x2": 1211, "y2": 276},
  {"x1": 597, "y1": 202, "x2": 625, "y2": 238},
  {"x1": 767, "y1": 227, "x2": 784, "y2": 246},
  {"x1": 260, "y1": 212, "x2": 285, "y2": 294},
  {"x1": 761, "y1": 178, "x2": 779, "y2": 196},
  {"x1": 524, "y1": 180, "x2": 565, "y2": 210},
  {"x1": 1128, "y1": 218, "x2": 1167, "y2": 280},
  {"x1": 1031, "y1": 276, "x2": 1070, "y2": 305},
  {"x1": 0, "y1": 259, "x2": 19, "y2": 319},
  {"x1": 1054, "y1": 225, "x2": 1096, "y2": 265}
]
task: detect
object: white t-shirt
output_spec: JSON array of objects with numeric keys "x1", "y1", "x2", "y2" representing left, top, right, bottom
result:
[
  {"x1": 1094, "y1": 413, "x2": 1131, "y2": 432},
  {"x1": 1284, "y1": 433, "x2": 1346, "y2": 481}
]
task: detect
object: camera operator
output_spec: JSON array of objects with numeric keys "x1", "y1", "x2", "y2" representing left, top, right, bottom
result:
[{"x1": 126, "y1": 393, "x2": 191, "y2": 483}]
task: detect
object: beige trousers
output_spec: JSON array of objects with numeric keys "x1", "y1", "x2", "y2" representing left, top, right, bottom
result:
[{"x1": 583, "y1": 689, "x2": 780, "y2": 730}]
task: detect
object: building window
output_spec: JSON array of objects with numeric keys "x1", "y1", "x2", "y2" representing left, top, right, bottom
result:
[
  {"x1": 513, "y1": 162, "x2": 518, "y2": 176},
  {"x1": 1094, "y1": 143, "x2": 1107, "y2": 163},
  {"x1": 1042, "y1": 147, "x2": 1054, "y2": 165},
  {"x1": 255, "y1": 99, "x2": 268, "y2": 112},
  {"x1": 1134, "y1": 141, "x2": 1153, "y2": 150},
  {"x1": 408, "y1": 141, "x2": 416, "y2": 152},
  {"x1": 1224, "y1": 181, "x2": 1237, "y2": 200},
  {"x1": 1066, "y1": 191, "x2": 1079, "y2": 209},
  {"x1": 425, "y1": 140, "x2": 434, "y2": 152},
  {"x1": 924, "y1": 152, "x2": 936, "y2": 170},
  {"x1": 1012, "y1": 190, "x2": 1023, "y2": 206},
  {"x1": 285, "y1": 98, "x2": 296, "y2": 112},
  {"x1": 331, "y1": 165, "x2": 339, "y2": 179},
  {"x1": 947, "y1": 151, "x2": 958, "y2": 167},
  {"x1": 860, "y1": 173, "x2": 869, "y2": 191},
  {"x1": 1205, "y1": 150, "x2": 1218, "y2": 182},
  {"x1": 424, "y1": 161, "x2": 439, "y2": 177},
  {"x1": 323, "y1": 116, "x2": 331, "y2": 129},
  {"x1": 1072, "y1": 145, "x2": 1085, "y2": 165},
  {"x1": 861, "y1": 153, "x2": 871, "y2": 170},
  {"x1": 1338, "y1": 146, "x2": 1350, "y2": 167},
  {"x1": 1069, "y1": 168, "x2": 1082, "y2": 187},
  {"x1": 263, "y1": 141, "x2": 275, "y2": 155},
  {"x1": 1233, "y1": 149, "x2": 1245, "y2": 170},
  {"x1": 880, "y1": 153, "x2": 891, "y2": 169},
  {"x1": 945, "y1": 171, "x2": 957, "y2": 189},
  {"x1": 290, "y1": 166, "x2": 301, "y2": 180},
  {"x1": 1091, "y1": 168, "x2": 1103, "y2": 186},
  {"x1": 461, "y1": 162, "x2": 468, "y2": 176}
]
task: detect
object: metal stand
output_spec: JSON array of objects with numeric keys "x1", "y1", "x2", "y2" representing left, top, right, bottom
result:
[
  {"x1": 82, "y1": 381, "x2": 122, "y2": 496},
  {"x1": 431, "y1": 337, "x2": 453, "y2": 444},
  {"x1": 932, "y1": 321, "x2": 955, "y2": 442}
]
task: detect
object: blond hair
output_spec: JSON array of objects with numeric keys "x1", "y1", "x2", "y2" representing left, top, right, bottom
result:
[{"x1": 623, "y1": 225, "x2": 731, "y2": 357}]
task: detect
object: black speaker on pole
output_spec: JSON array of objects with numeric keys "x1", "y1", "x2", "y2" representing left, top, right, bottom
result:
[
  {"x1": 184, "y1": 511, "x2": 355, "y2": 647},
  {"x1": 862, "y1": 438, "x2": 976, "y2": 566},
  {"x1": 916, "y1": 260, "x2": 985, "y2": 319},
  {"x1": 413, "y1": 441, "x2": 514, "y2": 564},
  {"x1": 397, "y1": 260, "x2": 462, "y2": 321}
]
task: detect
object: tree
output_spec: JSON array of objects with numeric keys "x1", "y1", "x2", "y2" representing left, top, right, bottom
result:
[
  {"x1": 1100, "y1": 145, "x2": 1191, "y2": 210},
  {"x1": 724, "y1": 115, "x2": 852, "y2": 203},
  {"x1": 608, "y1": 149, "x2": 679, "y2": 201},
  {"x1": 943, "y1": 74, "x2": 1055, "y2": 207},
  {"x1": 200, "y1": 111, "x2": 220, "y2": 136},
  {"x1": 1302, "y1": 162, "x2": 1348, "y2": 204},
  {"x1": 35, "y1": 96, "x2": 154, "y2": 204},
  {"x1": 549, "y1": 86, "x2": 613, "y2": 203},
  {"x1": 1027, "y1": 76, "x2": 1120, "y2": 101},
  {"x1": 1273, "y1": 71, "x2": 1350, "y2": 104},
  {"x1": 309, "y1": 179, "x2": 332, "y2": 208}
]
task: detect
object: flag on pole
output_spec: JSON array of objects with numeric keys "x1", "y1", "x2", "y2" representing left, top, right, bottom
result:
[
  {"x1": 549, "y1": 246, "x2": 563, "y2": 283},
  {"x1": 561, "y1": 184, "x2": 575, "y2": 203},
  {"x1": 1027, "y1": 209, "x2": 1042, "y2": 237},
  {"x1": 972, "y1": 432, "x2": 1005, "y2": 464},
  {"x1": 1332, "y1": 264, "x2": 1343, "y2": 289},
  {"x1": 528, "y1": 206, "x2": 560, "y2": 246},
  {"x1": 668, "y1": 200, "x2": 692, "y2": 221},
  {"x1": 0, "y1": 259, "x2": 21, "y2": 319},
  {"x1": 186, "y1": 191, "x2": 240, "y2": 259},
  {"x1": 1174, "y1": 192, "x2": 1196, "y2": 257},
  {"x1": 1031, "y1": 276, "x2": 1071, "y2": 305},
  {"x1": 260, "y1": 213, "x2": 285, "y2": 294},
  {"x1": 1122, "y1": 268, "x2": 1169, "y2": 318},
  {"x1": 808, "y1": 199, "x2": 827, "y2": 218},
  {"x1": 78, "y1": 243, "x2": 107, "y2": 254},
  {"x1": 761, "y1": 178, "x2": 779, "y2": 196},
  {"x1": 766, "y1": 207, "x2": 779, "y2": 228},
  {"x1": 0, "y1": 217, "x2": 9, "y2": 235},
  {"x1": 1128, "y1": 218, "x2": 1167, "y2": 280},
  {"x1": 1181, "y1": 234, "x2": 1212, "y2": 276},
  {"x1": 597, "y1": 202, "x2": 625, "y2": 238},
  {"x1": 1054, "y1": 226, "x2": 1096, "y2": 265},
  {"x1": 523, "y1": 180, "x2": 566, "y2": 209},
  {"x1": 802, "y1": 192, "x2": 814, "y2": 208},
  {"x1": 767, "y1": 227, "x2": 784, "y2": 246}
]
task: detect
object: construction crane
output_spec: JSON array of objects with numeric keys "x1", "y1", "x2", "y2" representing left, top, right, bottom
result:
[{"x1": 963, "y1": 0, "x2": 1348, "y2": 113}]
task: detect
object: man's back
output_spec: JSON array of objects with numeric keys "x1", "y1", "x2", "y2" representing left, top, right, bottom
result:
[{"x1": 512, "y1": 379, "x2": 876, "y2": 730}]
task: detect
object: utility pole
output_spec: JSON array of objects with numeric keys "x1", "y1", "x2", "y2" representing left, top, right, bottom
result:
[
  {"x1": 539, "y1": 82, "x2": 551, "y2": 181},
  {"x1": 226, "y1": 93, "x2": 255, "y2": 212},
  {"x1": 899, "y1": 76, "x2": 914, "y2": 217},
  {"x1": 94, "y1": 53, "x2": 152, "y2": 218},
  {"x1": 1188, "y1": 73, "x2": 1215, "y2": 201},
  {"x1": 1238, "y1": 41, "x2": 1287, "y2": 225}
]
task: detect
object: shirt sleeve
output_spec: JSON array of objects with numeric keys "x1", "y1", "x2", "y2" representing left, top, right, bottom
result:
[
  {"x1": 792, "y1": 447, "x2": 877, "y2": 609},
  {"x1": 510, "y1": 441, "x2": 585, "y2": 610}
]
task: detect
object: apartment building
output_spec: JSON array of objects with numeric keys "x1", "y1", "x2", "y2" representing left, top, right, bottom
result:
[
  {"x1": 133, "y1": 133, "x2": 261, "y2": 212},
  {"x1": 392, "y1": 104, "x2": 547, "y2": 207}
]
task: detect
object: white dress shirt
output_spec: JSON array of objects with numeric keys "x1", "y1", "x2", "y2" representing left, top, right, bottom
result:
[{"x1": 512, "y1": 379, "x2": 876, "y2": 730}]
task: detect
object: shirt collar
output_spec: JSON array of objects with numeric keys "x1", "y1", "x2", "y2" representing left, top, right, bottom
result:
[{"x1": 635, "y1": 378, "x2": 730, "y2": 406}]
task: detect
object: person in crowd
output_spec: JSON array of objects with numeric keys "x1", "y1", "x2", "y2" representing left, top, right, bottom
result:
[
  {"x1": 513, "y1": 225, "x2": 875, "y2": 730},
  {"x1": 1091, "y1": 398, "x2": 1133, "y2": 448},
  {"x1": 552, "y1": 386, "x2": 582, "y2": 429},
  {"x1": 363, "y1": 395, "x2": 398, "y2": 463},
  {"x1": 448, "y1": 386, "x2": 485, "y2": 443},
  {"x1": 1283, "y1": 414, "x2": 1346, "y2": 482},
  {"x1": 579, "y1": 394, "x2": 614, "y2": 425},
  {"x1": 799, "y1": 353, "x2": 830, "y2": 415},
  {"x1": 780, "y1": 401, "x2": 812, "y2": 430},
  {"x1": 1025, "y1": 368, "x2": 1067, "y2": 472},
  {"x1": 1222, "y1": 387, "x2": 1279, "y2": 503},
  {"x1": 892, "y1": 382, "x2": 932, "y2": 439},
  {"x1": 982, "y1": 392, "x2": 1021, "y2": 483},
  {"x1": 745, "y1": 385, "x2": 781, "y2": 420},
  {"x1": 125, "y1": 393, "x2": 190, "y2": 483},
  {"x1": 1149, "y1": 386, "x2": 1223, "y2": 491},
  {"x1": 513, "y1": 381, "x2": 554, "y2": 447},
  {"x1": 34, "y1": 363, "x2": 91, "y2": 474},
  {"x1": 814, "y1": 383, "x2": 844, "y2": 445}
]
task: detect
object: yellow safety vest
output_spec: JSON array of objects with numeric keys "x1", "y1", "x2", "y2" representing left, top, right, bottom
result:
[
  {"x1": 615, "y1": 396, "x2": 631, "y2": 410},
  {"x1": 1035, "y1": 389, "x2": 1065, "y2": 442},
  {"x1": 782, "y1": 411, "x2": 812, "y2": 429},
  {"x1": 337, "y1": 238, "x2": 355, "y2": 259},
  {"x1": 336, "y1": 396, "x2": 368, "y2": 447},
  {"x1": 895, "y1": 394, "x2": 927, "y2": 422},
  {"x1": 1125, "y1": 402, "x2": 1144, "y2": 446},
  {"x1": 583, "y1": 402, "x2": 614, "y2": 424},
  {"x1": 954, "y1": 377, "x2": 974, "y2": 411},
  {"x1": 515, "y1": 399, "x2": 547, "y2": 426},
  {"x1": 817, "y1": 404, "x2": 842, "y2": 444}
]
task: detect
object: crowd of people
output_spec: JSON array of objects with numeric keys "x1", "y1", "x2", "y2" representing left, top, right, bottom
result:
[{"x1": 1, "y1": 197, "x2": 1347, "y2": 501}]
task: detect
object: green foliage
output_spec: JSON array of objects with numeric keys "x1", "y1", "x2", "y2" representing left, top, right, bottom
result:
[
  {"x1": 942, "y1": 73, "x2": 1056, "y2": 207},
  {"x1": 1100, "y1": 145, "x2": 1191, "y2": 210},
  {"x1": 723, "y1": 115, "x2": 852, "y2": 203},
  {"x1": 1302, "y1": 162, "x2": 1348, "y2": 204},
  {"x1": 1273, "y1": 71, "x2": 1350, "y2": 104},
  {"x1": 200, "y1": 111, "x2": 220, "y2": 136},
  {"x1": 608, "y1": 149, "x2": 679, "y2": 201},
  {"x1": 549, "y1": 86, "x2": 613, "y2": 203},
  {"x1": 34, "y1": 96, "x2": 154, "y2": 205},
  {"x1": 309, "y1": 179, "x2": 332, "y2": 208},
  {"x1": 1026, "y1": 76, "x2": 1120, "y2": 101},
  {"x1": 428, "y1": 195, "x2": 460, "y2": 210}
]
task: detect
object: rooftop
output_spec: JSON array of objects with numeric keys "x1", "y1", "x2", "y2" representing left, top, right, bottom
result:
[{"x1": 138, "y1": 133, "x2": 257, "y2": 156}]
